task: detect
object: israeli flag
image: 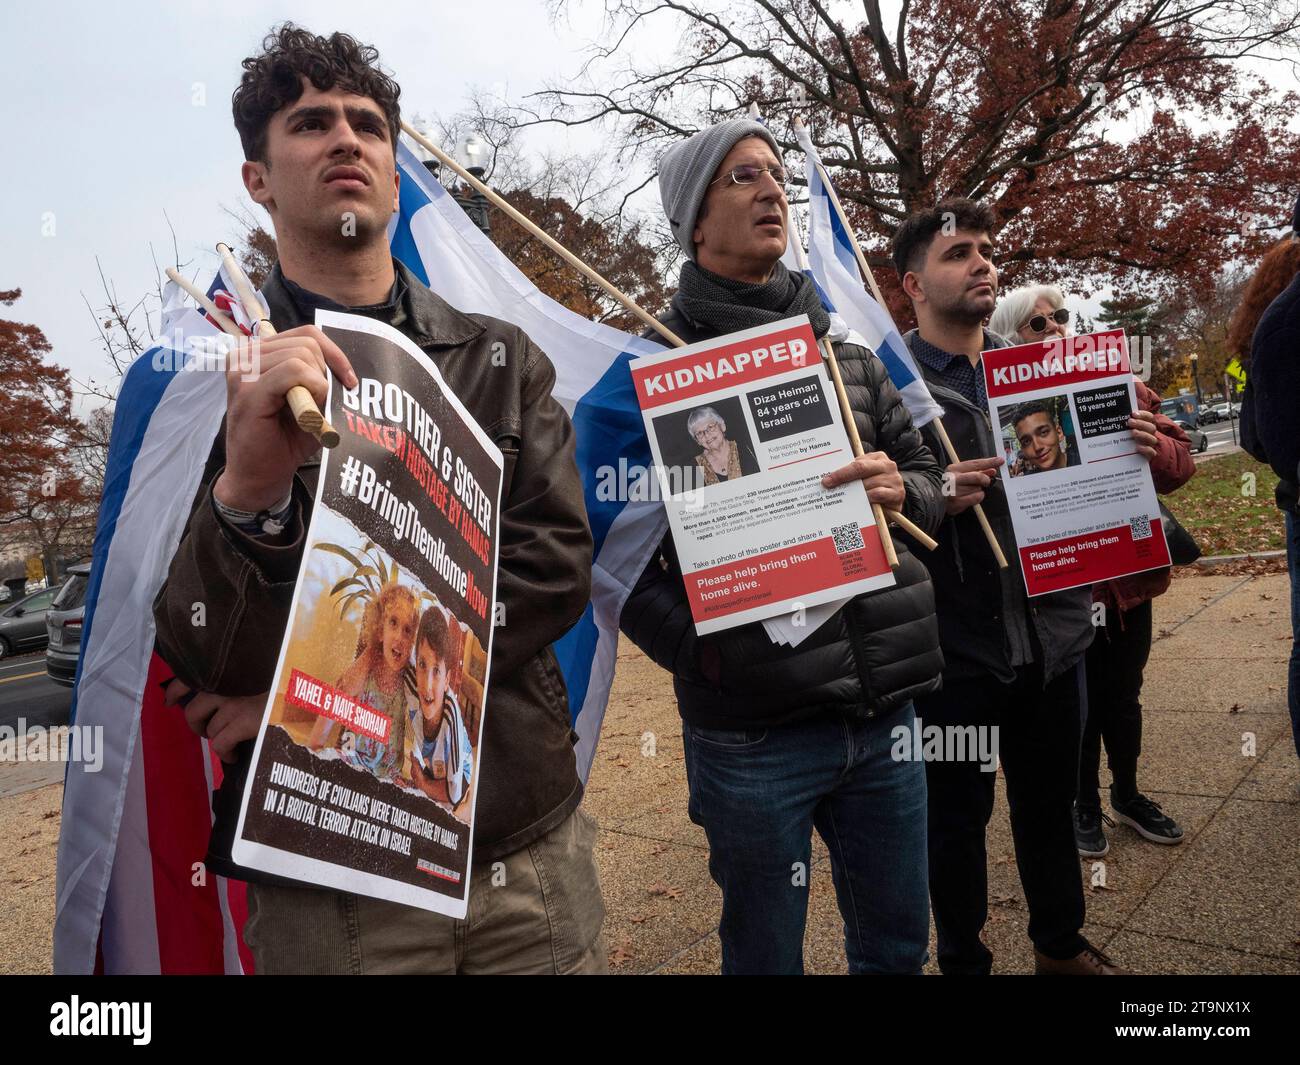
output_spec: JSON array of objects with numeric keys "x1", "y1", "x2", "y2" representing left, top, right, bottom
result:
[
  {"x1": 794, "y1": 127, "x2": 944, "y2": 428},
  {"x1": 55, "y1": 143, "x2": 669, "y2": 974},
  {"x1": 390, "y1": 139, "x2": 667, "y2": 777}
]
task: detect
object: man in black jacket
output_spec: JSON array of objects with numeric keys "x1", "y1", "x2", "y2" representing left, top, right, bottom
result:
[
  {"x1": 621, "y1": 118, "x2": 946, "y2": 974},
  {"x1": 152, "y1": 26, "x2": 604, "y2": 974},
  {"x1": 893, "y1": 198, "x2": 1122, "y2": 975}
]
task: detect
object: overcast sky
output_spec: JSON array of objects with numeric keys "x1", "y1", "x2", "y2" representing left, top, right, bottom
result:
[{"x1": 1, "y1": 0, "x2": 663, "y2": 397}]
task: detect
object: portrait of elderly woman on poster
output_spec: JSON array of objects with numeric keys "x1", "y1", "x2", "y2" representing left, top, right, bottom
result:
[
  {"x1": 989, "y1": 284, "x2": 1073, "y2": 344},
  {"x1": 686, "y1": 405, "x2": 760, "y2": 486}
]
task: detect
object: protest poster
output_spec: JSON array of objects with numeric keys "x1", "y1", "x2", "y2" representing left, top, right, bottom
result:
[
  {"x1": 628, "y1": 315, "x2": 895, "y2": 635},
  {"x1": 981, "y1": 329, "x2": 1171, "y2": 597},
  {"x1": 231, "y1": 309, "x2": 502, "y2": 917}
]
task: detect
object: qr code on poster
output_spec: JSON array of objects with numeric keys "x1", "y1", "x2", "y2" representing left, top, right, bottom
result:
[
  {"x1": 832, "y1": 522, "x2": 865, "y2": 554},
  {"x1": 1129, "y1": 514, "x2": 1152, "y2": 541}
]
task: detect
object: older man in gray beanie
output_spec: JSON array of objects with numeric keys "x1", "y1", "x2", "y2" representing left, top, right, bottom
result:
[{"x1": 620, "y1": 117, "x2": 947, "y2": 975}]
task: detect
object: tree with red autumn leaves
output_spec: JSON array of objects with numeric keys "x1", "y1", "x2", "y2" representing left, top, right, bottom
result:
[
  {"x1": 0, "y1": 289, "x2": 89, "y2": 581},
  {"x1": 532, "y1": 0, "x2": 1300, "y2": 324},
  {"x1": 490, "y1": 186, "x2": 669, "y2": 329}
]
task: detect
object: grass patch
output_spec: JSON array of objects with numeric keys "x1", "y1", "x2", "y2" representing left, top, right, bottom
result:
[{"x1": 1165, "y1": 451, "x2": 1287, "y2": 556}]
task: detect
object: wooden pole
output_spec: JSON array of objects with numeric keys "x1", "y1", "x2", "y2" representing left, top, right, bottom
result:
[
  {"x1": 787, "y1": 230, "x2": 933, "y2": 559},
  {"x1": 795, "y1": 118, "x2": 1007, "y2": 567},
  {"x1": 932, "y1": 418, "x2": 1009, "y2": 569},
  {"x1": 165, "y1": 268, "x2": 241, "y2": 336},
  {"x1": 214, "y1": 244, "x2": 340, "y2": 449},
  {"x1": 817, "y1": 335, "x2": 897, "y2": 566}
]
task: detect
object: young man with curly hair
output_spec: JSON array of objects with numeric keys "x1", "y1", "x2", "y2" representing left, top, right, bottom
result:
[{"x1": 153, "y1": 25, "x2": 604, "y2": 974}]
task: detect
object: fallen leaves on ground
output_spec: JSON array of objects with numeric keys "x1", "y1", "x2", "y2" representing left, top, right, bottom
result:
[{"x1": 648, "y1": 881, "x2": 684, "y2": 900}]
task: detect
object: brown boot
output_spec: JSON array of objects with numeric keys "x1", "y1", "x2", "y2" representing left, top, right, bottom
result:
[{"x1": 1034, "y1": 941, "x2": 1130, "y2": 975}]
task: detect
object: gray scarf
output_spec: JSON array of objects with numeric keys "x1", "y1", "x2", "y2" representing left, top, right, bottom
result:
[{"x1": 674, "y1": 260, "x2": 830, "y2": 339}]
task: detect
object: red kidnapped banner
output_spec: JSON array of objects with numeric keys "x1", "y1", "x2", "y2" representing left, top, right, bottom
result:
[
  {"x1": 984, "y1": 329, "x2": 1130, "y2": 399},
  {"x1": 631, "y1": 319, "x2": 820, "y2": 409},
  {"x1": 1019, "y1": 519, "x2": 1171, "y2": 596}
]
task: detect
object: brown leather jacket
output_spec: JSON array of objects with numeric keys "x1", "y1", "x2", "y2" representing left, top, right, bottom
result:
[{"x1": 153, "y1": 261, "x2": 593, "y2": 872}]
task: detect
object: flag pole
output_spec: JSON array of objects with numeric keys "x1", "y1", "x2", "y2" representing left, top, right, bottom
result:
[
  {"x1": 786, "y1": 227, "x2": 930, "y2": 562},
  {"x1": 403, "y1": 119, "x2": 924, "y2": 556},
  {"x1": 213, "y1": 244, "x2": 341, "y2": 449},
  {"x1": 165, "y1": 268, "x2": 240, "y2": 336},
  {"x1": 795, "y1": 118, "x2": 1008, "y2": 568},
  {"x1": 402, "y1": 122, "x2": 684, "y2": 348}
]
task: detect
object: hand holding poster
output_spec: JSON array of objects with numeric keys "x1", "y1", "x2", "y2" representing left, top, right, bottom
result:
[
  {"x1": 628, "y1": 315, "x2": 895, "y2": 634},
  {"x1": 232, "y1": 309, "x2": 502, "y2": 917},
  {"x1": 981, "y1": 329, "x2": 1171, "y2": 596}
]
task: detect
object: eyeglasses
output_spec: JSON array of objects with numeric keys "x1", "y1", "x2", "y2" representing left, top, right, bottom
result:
[
  {"x1": 710, "y1": 164, "x2": 789, "y2": 187},
  {"x1": 1026, "y1": 308, "x2": 1071, "y2": 334}
]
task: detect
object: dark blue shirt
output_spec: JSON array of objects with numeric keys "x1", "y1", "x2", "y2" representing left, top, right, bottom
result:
[
  {"x1": 908, "y1": 329, "x2": 1010, "y2": 409},
  {"x1": 906, "y1": 327, "x2": 1035, "y2": 670}
]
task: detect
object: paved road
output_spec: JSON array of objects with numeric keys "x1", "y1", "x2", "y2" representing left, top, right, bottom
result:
[
  {"x1": 0, "y1": 653, "x2": 72, "y2": 733},
  {"x1": 1201, "y1": 417, "x2": 1245, "y2": 453}
]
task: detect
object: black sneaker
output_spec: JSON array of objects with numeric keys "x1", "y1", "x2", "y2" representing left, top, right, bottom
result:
[
  {"x1": 1073, "y1": 805, "x2": 1111, "y2": 857},
  {"x1": 1110, "y1": 791, "x2": 1184, "y2": 845}
]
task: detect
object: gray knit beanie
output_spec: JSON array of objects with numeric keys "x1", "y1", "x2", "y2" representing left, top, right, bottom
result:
[{"x1": 658, "y1": 118, "x2": 782, "y2": 259}]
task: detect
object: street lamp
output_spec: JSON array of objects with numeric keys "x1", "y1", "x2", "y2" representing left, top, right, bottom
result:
[
  {"x1": 409, "y1": 119, "x2": 441, "y2": 180},
  {"x1": 454, "y1": 134, "x2": 492, "y2": 238},
  {"x1": 402, "y1": 123, "x2": 493, "y2": 238},
  {"x1": 1189, "y1": 353, "x2": 1203, "y2": 410}
]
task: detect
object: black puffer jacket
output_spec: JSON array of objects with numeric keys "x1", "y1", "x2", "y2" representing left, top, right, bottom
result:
[{"x1": 619, "y1": 303, "x2": 946, "y2": 729}]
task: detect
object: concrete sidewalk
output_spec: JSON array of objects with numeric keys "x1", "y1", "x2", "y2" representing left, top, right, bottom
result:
[
  {"x1": 585, "y1": 570, "x2": 1300, "y2": 974},
  {"x1": 2, "y1": 571, "x2": 1296, "y2": 974}
]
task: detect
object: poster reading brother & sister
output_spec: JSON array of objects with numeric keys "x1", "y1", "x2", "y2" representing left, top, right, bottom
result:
[{"x1": 232, "y1": 311, "x2": 502, "y2": 918}]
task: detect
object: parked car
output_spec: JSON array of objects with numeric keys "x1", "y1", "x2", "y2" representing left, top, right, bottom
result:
[
  {"x1": 1198, "y1": 404, "x2": 1221, "y2": 424},
  {"x1": 1171, "y1": 414, "x2": 1210, "y2": 453},
  {"x1": 0, "y1": 584, "x2": 63, "y2": 659},
  {"x1": 46, "y1": 564, "x2": 91, "y2": 687}
]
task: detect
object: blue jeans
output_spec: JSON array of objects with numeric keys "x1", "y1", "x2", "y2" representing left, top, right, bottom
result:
[
  {"x1": 1287, "y1": 510, "x2": 1300, "y2": 760},
  {"x1": 682, "y1": 702, "x2": 929, "y2": 974}
]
